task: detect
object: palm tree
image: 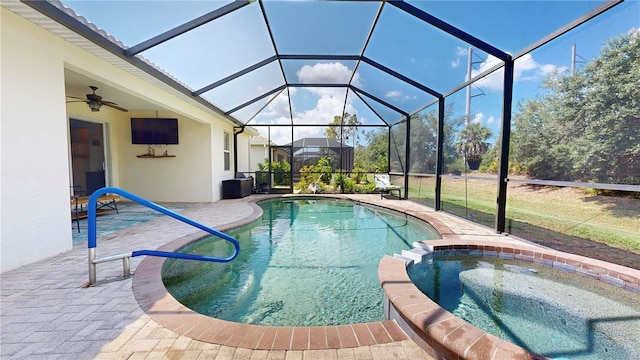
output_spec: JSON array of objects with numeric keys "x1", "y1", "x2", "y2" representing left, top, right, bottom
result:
[{"x1": 455, "y1": 123, "x2": 492, "y2": 170}]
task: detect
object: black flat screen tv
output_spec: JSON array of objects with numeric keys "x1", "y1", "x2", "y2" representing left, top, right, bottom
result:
[{"x1": 131, "y1": 118, "x2": 179, "y2": 144}]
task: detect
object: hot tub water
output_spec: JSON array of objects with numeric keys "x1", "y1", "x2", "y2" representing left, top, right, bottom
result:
[{"x1": 408, "y1": 254, "x2": 640, "y2": 360}]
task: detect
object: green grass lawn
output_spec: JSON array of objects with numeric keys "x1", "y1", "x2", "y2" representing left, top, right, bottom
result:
[{"x1": 404, "y1": 176, "x2": 640, "y2": 255}]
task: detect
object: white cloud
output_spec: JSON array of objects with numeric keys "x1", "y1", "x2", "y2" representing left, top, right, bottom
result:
[
  {"x1": 265, "y1": 89, "x2": 295, "y2": 119},
  {"x1": 452, "y1": 46, "x2": 468, "y2": 68},
  {"x1": 470, "y1": 55, "x2": 503, "y2": 91},
  {"x1": 254, "y1": 62, "x2": 365, "y2": 144},
  {"x1": 297, "y1": 62, "x2": 360, "y2": 87},
  {"x1": 385, "y1": 90, "x2": 417, "y2": 102},
  {"x1": 467, "y1": 112, "x2": 496, "y2": 126},
  {"x1": 471, "y1": 112, "x2": 484, "y2": 124},
  {"x1": 294, "y1": 62, "x2": 361, "y2": 100},
  {"x1": 539, "y1": 63, "x2": 563, "y2": 77},
  {"x1": 385, "y1": 90, "x2": 403, "y2": 100},
  {"x1": 456, "y1": 47, "x2": 468, "y2": 56},
  {"x1": 471, "y1": 53, "x2": 567, "y2": 92},
  {"x1": 295, "y1": 94, "x2": 345, "y2": 124},
  {"x1": 257, "y1": 92, "x2": 356, "y2": 145}
]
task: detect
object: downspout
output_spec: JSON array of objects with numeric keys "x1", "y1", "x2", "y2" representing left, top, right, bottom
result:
[{"x1": 233, "y1": 126, "x2": 245, "y2": 176}]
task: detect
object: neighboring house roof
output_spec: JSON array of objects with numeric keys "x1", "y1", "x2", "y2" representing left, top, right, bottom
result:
[
  {"x1": 250, "y1": 135, "x2": 276, "y2": 146},
  {"x1": 285, "y1": 137, "x2": 353, "y2": 150}
]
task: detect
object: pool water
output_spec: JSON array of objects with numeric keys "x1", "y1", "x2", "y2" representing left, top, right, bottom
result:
[
  {"x1": 162, "y1": 197, "x2": 440, "y2": 326},
  {"x1": 407, "y1": 254, "x2": 640, "y2": 360}
]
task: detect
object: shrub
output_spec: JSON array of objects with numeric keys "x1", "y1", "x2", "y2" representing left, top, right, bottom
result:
[
  {"x1": 272, "y1": 160, "x2": 291, "y2": 186},
  {"x1": 343, "y1": 178, "x2": 356, "y2": 193},
  {"x1": 351, "y1": 161, "x2": 366, "y2": 184},
  {"x1": 331, "y1": 173, "x2": 346, "y2": 189},
  {"x1": 446, "y1": 158, "x2": 466, "y2": 174},
  {"x1": 315, "y1": 156, "x2": 333, "y2": 184},
  {"x1": 355, "y1": 181, "x2": 376, "y2": 193}
]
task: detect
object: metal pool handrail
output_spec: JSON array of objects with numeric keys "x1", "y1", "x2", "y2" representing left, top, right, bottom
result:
[{"x1": 87, "y1": 187, "x2": 240, "y2": 285}]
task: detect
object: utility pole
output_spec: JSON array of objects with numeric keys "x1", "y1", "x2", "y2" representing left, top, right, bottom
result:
[
  {"x1": 465, "y1": 47, "x2": 473, "y2": 127},
  {"x1": 571, "y1": 43, "x2": 576, "y2": 75},
  {"x1": 464, "y1": 47, "x2": 472, "y2": 219}
]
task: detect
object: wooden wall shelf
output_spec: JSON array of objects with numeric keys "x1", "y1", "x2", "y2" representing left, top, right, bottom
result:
[{"x1": 136, "y1": 155, "x2": 176, "y2": 158}]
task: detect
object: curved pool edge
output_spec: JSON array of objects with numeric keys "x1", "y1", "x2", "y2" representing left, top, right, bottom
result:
[
  {"x1": 132, "y1": 194, "x2": 459, "y2": 351},
  {"x1": 378, "y1": 239, "x2": 640, "y2": 360},
  {"x1": 276, "y1": 193, "x2": 460, "y2": 241}
]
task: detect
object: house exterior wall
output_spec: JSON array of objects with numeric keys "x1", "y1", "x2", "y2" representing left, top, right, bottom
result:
[
  {"x1": 250, "y1": 143, "x2": 270, "y2": 173},
  {"x1": 210, "y1": 126, "x2": 235, "y2": 199},
  {"x1": 1, "y1": 8, "x2": 73, "y2": 272},
  {"x1": 0, "y1": 8, "x2": 251, "y2": 272},
  {"x1": 114, "y1": 110, "x2": 217, "y2": 202},
  {"x1": 235, "y1": 131, "x2": 253, "y2": 176}
]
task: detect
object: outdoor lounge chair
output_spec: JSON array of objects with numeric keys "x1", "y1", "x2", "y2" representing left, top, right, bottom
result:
[{"x1": 374, "y1": 174, "x2": 402, "y2": 199}]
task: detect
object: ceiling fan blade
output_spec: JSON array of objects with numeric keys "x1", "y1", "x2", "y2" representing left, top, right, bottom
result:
[
  {"x1": 102, "y1": 102, "x2": 129, "y2": 112},
  {"x1": 66, "y1": 100, "x2": 88, "y2": 104},
  {"x1": 66, "y1": 96, "x2": 86, "y2": 100}
]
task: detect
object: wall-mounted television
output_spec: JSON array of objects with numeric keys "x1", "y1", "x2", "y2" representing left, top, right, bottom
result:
[{"x1": 131, "y1": 118, "x2": 179, "y2": 144}]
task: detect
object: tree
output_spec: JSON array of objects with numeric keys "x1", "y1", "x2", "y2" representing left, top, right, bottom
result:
[
  {"x1": 510, "y1": 31, "x2": 639, "y2": 184},
  {"x1": 407, "y1": 105, "x2": 463, "y2": 174},
  {"x1": 569, "y1": 32, "x2": 640, "y2": 184},
  {"x1": 353, "y1": 105, "x2": 464, "y2": 174},
  {"x1": 455, "y1": 123, "x2": 492, "y2": 170},
  {"x1": 325, "y1": 113, "x2": 361, "y2": 146},
  {"x1": 257, "y1": 158, "x2": 291, "y2": 186},
  {"x1": 407, "y1": 112, "x2": 438, "y2": 173},
  {"x1": 359, "y1": 128, "x2": 389, "y2": 172},
  {"x1": 510, "y1": 98, "x2": 575, "y2": 180}
]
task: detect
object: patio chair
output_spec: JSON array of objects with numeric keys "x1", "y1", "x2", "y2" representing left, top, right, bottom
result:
[{"x1": 374, "y1": 174, "x2": 402, "y2": 199}]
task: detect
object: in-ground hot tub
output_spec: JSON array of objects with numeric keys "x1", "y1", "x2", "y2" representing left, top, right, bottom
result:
[{"x1": 379, "y1": 240, "x2": 640, "y2": 360}]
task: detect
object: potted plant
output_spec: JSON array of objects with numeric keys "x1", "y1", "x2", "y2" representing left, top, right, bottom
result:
[{"x1": 455, "y1": 123, "x2": 492, "y2": 171}]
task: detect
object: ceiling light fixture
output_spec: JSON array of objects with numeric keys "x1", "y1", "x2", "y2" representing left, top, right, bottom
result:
[{"x1": 88, "y1": 101, "x2": 101, "y2": 112}]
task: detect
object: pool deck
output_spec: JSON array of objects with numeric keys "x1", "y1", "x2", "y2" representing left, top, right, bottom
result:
[{"x1": 1, "y1": 194, "x2": 542, "y2": 359}]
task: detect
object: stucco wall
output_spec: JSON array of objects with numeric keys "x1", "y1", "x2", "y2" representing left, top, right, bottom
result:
[
  {"x1": 235, "y1": 130, "x2": 252, "y2": 175},
  {"x1": 0, "y1": 7, "x2": 252, "y2": 272},
  {"x1": 116, "y1": 111, "x2": 218, "y2": 203},
  {"x1": 1, "y1": 9, "x2": 73, "y2": 272},
  {"x1": 250, "y1": 143, "x2": 270, "y2": 173}
]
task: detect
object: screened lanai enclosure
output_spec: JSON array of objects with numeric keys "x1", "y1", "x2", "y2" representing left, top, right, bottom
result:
[{"x1": 26, "y1": 1, "x2": 639, "y2": 262}]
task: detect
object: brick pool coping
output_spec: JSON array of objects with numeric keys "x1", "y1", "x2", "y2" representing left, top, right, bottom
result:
[
  {"x1": 132, "y1": 195, "x2": 459, "y2": 350},
  {"x1": 378, "y1": 239, "x2": 640, "y2": 360}
]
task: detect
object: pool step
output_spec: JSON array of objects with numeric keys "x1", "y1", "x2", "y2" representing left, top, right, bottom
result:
[{"x1": 394, "y1": 247, "x2": 431, "y2": 264}]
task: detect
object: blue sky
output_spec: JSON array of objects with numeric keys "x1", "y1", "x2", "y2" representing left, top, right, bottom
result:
[{"x1": 61, "y1": 0, "x2": 639, "y2": 145}]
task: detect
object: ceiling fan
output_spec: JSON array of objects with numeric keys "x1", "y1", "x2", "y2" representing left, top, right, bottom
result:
[{"x1": 66, "y1": 86, "x2": 128, "y2": 112}]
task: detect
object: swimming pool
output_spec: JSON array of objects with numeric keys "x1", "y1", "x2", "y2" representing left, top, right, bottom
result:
[
  {"x1": 162, "y1": 197, "x2": 440, "y2": 326},
  {"x1": 408, "y1": 254, "x2": 640, "y2": 359}
]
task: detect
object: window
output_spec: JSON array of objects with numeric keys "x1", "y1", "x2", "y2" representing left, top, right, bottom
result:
[{"x1": 223, "y1": 132, "x2": 230, "y2": 171}]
